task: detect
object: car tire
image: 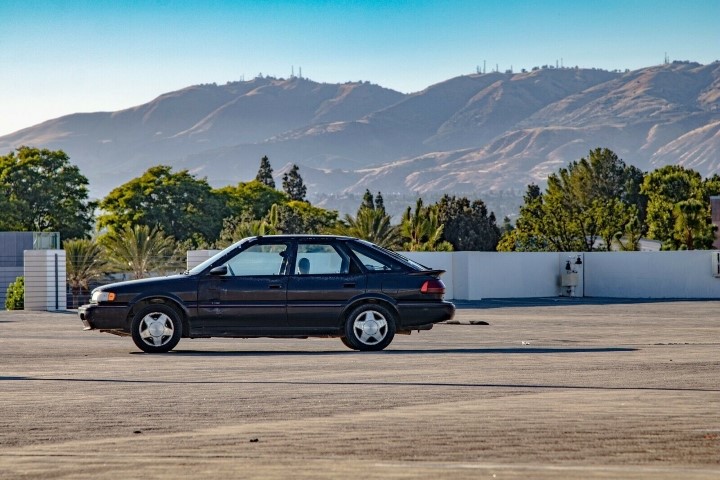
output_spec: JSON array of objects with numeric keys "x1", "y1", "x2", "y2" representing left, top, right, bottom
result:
[
  {"x1": 131, "y1": 304, "x2": 182, "y2": 353},
  {"x1": 343, "y1": 303, "x2": 396, "y2": 351}
]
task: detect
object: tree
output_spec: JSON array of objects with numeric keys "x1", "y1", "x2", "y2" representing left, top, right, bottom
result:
[
  {"x1": 0, "y1": 181, "x2": 19, "y2": 231},
  {"x1": 598, "y1": 198, "x2": 642, "y2": 251},
  {"x1": 674, "y1": 199, "x2": 713, "y2": 249},
  {"x1": 332, "y1": 192, "x2": 400, "y2": 248},
  {"x1": 0, "y1": 147, "x2": 95, "y2": 239},
  {"x1": 5, "y1": 277, "x2": 24, "y2": 310},
  {"x1": 266, "y1": 203, "x2": 304, "y2": 235},
  {"x1": 497, "y1": 184, "x2": 551, "y2": 252},
  {"x1": 286, "y1": 201, "x2": 337, "y2": 234},
  {"x1": 375, "y1": 192, "x2": 386, "y2": 215},
  {"x1": 98, "y1": 165, "x2": 228, "y2": 246},
  {"x1": 357, "y1": 190, "x2": 388, "y2": 216},
  {"x1": 217, "y1": 213, "x2": 277, "y2": 247},
  {"x1": 400, "y1": 199, "x2": 453, "y2": 251},
  {"x1": 499, "y1": 148, "x2": 645, "y2": 252},
  {"x1": 255, "y1": 155, "x2": 275, "y2": 188},
  {"x1": 434, "y1": 195, "x2": 500, "y2": 251},
  {"x1": 360, "y1": 189, "x2": 375, "y2": 213},
  {"x1": 642, "y1": 165, "x2": 715, "y2": 250},
  {"x1": 282, "y1": 164, "x2": 307, "y2": 201},
  {"x1": 332, "y1": 207, "x2": 400, "y2": 249},
  {"x1": 217, "y1": 180, "x2": 287, "y2": 220},
  {"x1": 265, "y1": 201, "x2": 337, "y2": 235},
  {"x1": 64, "y1": 238, "x2": 107, "y2": 308},
  {"x1": 101, "y1": 225, "x2": 180, "y2": 279}
]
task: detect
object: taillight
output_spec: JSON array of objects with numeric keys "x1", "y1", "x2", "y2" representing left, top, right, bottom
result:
[{"x1": 421, "y1": 279, "x2": 445, "y2": 294}]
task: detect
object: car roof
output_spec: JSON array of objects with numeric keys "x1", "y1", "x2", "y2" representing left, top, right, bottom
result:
[{"x1": 251, "y1": 234, "x2": 356, "y2": 241}]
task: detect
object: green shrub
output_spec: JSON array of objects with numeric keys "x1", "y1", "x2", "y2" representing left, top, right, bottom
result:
[{"x1": 5, "y1": 276, "x2": 24, "y2": 310}]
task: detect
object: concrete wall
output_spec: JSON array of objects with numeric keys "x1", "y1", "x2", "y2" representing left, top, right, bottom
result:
[
  {"x1": 583, "y1": 251, "x2": 720, "y2": 298},
  {"x1": 0, "y1": 232, "x2": 34, "y2": 307},
  {"x1": 403, "y1": 252, "x2": 570, "y2": 300},
  {"x1": 401, "y1": 251, "x2": 720, "y2": 300},
  {"x1": 24, "y1": 250, "x2": 67, "y2": 311},
  {"x1": 187, "y1": 249, "x2": 720, "y2": 300}
]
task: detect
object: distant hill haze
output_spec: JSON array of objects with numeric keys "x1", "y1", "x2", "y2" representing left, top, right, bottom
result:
[{"x1": 2, "y1": 61, "x2": 719, "y2": 201}]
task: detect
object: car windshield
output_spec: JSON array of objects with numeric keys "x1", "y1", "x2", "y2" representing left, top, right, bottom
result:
[{"x1": 187, "y1": 238, "x2": 250, "y2": 275}]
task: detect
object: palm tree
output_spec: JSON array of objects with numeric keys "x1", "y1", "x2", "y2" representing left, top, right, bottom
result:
[
  {"x1": 333, "y1": 207, "x2": 400, "y2": 249},
  {"x1": 217, "y1": 214, "x2": 277, "y2": 247},
  {"x1": 64, "y1": 238, "x2": 107, "y2": 308},
  {"x1": 102, "y1": 225, "x2": 180, "y2": 279},
  {"x1": 400, "y1": 199, "x2": 453, "y2": 252}
]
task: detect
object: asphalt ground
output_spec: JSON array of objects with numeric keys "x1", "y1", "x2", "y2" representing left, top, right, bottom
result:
[{"x1": 0, "y1": 299, "x2": 718, "y2": 479}]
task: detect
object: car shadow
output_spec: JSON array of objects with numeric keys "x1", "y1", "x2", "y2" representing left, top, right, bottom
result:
[
  {"x1": 453, "y1": 297, "x2": 720, "y2": 309},
  {"x1": 164, "y1": 346, "x2": 637, "y2": 356}
]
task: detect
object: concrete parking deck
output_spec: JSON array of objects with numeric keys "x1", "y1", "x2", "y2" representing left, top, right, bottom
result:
[{"x1": 1, "y1": 300, "x2": 719, "y2": 479}]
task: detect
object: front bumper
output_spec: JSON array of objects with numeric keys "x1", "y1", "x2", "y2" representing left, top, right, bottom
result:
[{"x1": 78, "y1": 303, "x2": 130, "y2": 331}]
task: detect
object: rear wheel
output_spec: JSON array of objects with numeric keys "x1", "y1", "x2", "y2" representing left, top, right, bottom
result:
[
  {"x1": 131, "y1": 304, "x2": 182, "y2": 353},
  {"x1": 343, "y1": 304, "x2": 396, "y2": 351}
]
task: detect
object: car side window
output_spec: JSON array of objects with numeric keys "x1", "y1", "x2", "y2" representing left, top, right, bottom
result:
[
  {"x1": 223, "y1": 243, "x2": 288, "y2": 276},
  {"x1": 295, "y1": 244, "x2": 350, "y2": 275},
  {"x1": 348, "y1": 245, "x2": 399, "y2": 272}
]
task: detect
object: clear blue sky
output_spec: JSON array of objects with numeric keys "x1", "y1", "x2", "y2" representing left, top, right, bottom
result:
[{"x1": 1, "y1": 0, "x2": 718, "y2": 136}]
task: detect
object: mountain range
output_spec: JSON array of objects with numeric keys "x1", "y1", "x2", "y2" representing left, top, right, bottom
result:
[{"x1": 2, "y1": 61, "x2": 719, "y2": 211}]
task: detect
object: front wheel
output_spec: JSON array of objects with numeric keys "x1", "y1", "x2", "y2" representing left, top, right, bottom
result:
[
  {"x1": 131, "y1": 304, "x2": 182, "y2": 353},
  {"x1": 343, "y1": 304, "x2": 396, "y2": 351}
]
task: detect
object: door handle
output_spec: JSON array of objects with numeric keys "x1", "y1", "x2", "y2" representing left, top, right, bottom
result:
[
  {"x1": 343, "y1": 283, "x2": 356, "y2": 288},
  {"x1": 268, "y1": 284, "x2": 282, "y2": 289}
]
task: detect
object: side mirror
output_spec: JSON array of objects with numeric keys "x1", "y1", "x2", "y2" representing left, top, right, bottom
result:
[{"x1": 209, "y1": 265, "x2": 228, "y2": 276}]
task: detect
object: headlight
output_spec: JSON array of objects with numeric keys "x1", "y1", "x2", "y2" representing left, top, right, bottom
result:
[{"x1": 91, "y1": 291, "x2": 116, "y2": 303}]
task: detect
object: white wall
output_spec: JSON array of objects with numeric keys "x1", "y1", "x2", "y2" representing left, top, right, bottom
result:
[
  {"x1": 403, "y1": 251, "x2": 720, "y2": 300},
  {"x1": 24, "y1": 250, "x2": 66, "y2": 311},
  {"x1": 402, "y1": 252, "x2": 569, "y2": 299},
  {"x1": 583, "y1": 251, "x2": 720, "y2": 298}
]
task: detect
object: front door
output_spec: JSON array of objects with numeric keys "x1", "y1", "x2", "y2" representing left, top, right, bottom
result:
[{"x1": 198, "y1": 240, "x2": 290, "y2": 335}]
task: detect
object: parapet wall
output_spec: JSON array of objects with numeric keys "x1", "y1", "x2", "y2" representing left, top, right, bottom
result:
[
  {"x1": 24, "y1": 250, "x2": 66, "y2": 311},
  {"x1": 402, "y1": 251, "x2": 720, "y2": 300}
]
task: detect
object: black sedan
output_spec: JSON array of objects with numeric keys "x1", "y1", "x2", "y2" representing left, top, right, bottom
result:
[{"x1": 79, "y1": 235, "x2": 455, "y2": 353}]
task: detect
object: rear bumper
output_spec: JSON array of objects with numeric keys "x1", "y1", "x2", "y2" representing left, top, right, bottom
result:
[
  {"x1": 78, "y1": 304, "x2": 129, "y2": 330},
  {"x1": 398, "y1": 301, "x2": 455, "y2": 327}
]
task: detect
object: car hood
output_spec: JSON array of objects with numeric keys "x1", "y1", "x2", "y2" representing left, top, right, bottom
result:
[{"x1": 94, "y1": 274, "x2": 190, "y2": 293}]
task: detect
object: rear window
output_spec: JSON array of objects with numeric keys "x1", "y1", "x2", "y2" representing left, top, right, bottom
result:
[
  {"x1": 355, "y1": 240, "x2": 430, "y2": 271},
  {"x1": 347, "y1": 241, "x2": 419, "y2": 272}
]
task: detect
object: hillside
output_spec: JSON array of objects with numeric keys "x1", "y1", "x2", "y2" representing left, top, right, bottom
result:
[{"x1": 1, "y1": 62, "x2": 719, "y2": 204}]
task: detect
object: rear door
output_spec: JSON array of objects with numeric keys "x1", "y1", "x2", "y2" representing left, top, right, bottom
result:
[{"x1": 286, "y1": 240, "x2": 366, "y2": 330}]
